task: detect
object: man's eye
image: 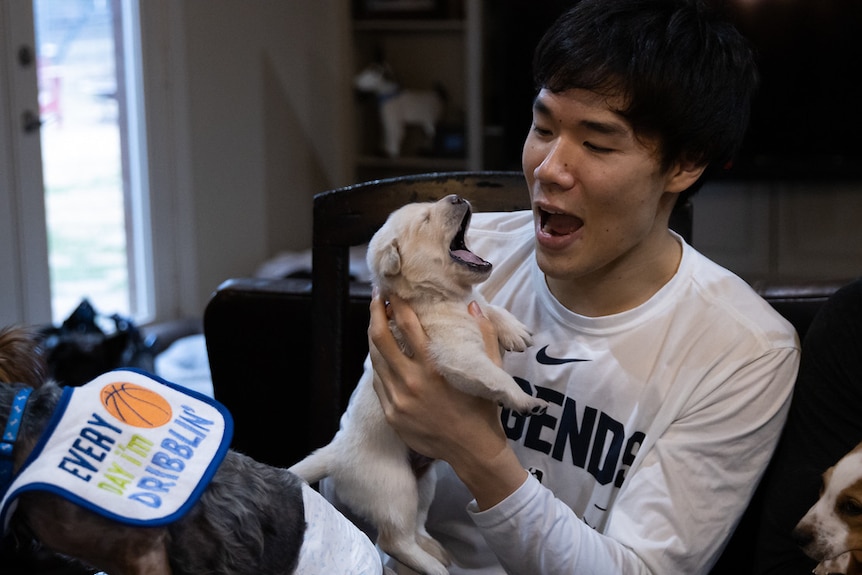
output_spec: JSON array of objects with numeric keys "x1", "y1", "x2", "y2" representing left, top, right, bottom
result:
[
  {"x1": 584, "y1": 141, "x2": 612, "y2": 153},
  {"x1": 532, "y1": 124, "x2": 552, "y2": 137}
]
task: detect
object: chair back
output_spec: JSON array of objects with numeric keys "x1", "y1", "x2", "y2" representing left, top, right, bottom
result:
[{"x1": 309, "y1": 170, "x2": 692, "y2": 449}]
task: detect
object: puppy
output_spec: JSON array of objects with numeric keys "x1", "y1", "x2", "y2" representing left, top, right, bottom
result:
[
  {"x1": 0, "y1": 326, "x2": 381, "y2": 575},
  {"x1": 290, "y1": 195, "x2": 548, "y2": 575},
  {"x1": 793, "y1": 441, "x2": 862, "y2": 574}
]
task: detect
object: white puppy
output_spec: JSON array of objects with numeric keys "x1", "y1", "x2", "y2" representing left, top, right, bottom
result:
[
  {"x1": 794, "y1": 441, "x2": 862, "y2": 574},
  {"x1": 290, "y1": 195, "x2": 547, "y2": 575}
]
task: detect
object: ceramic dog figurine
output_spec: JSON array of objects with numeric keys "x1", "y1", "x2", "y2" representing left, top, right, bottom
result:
[
  {"x1": 0, "y1": 326, "x2": 382, "y2": 575},
  {"x1": 793, "y1": 440, "x2": 862, "y2": 574},
  {"x1": 354, "y1": 61, "x2": 446, "y2": 158}
]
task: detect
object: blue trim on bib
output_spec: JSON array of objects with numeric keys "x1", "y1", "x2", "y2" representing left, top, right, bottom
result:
[
  {"x1": 0, "y1": 369, "x2": 233, "y2": 531},
  {"x1": 0, "y1": 388, "x2": 33, "y2": 495}
]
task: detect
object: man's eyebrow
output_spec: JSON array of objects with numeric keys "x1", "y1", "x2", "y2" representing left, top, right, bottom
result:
[
  {"x1": 581, "y1": 119, "x2": 629, "y2": 137},
  {"x1": 532, "y1": 96, "x2": 552, "y2": 117},
  {"x1": 532, "y1": 96, "x2": 630, "y2": 137}
]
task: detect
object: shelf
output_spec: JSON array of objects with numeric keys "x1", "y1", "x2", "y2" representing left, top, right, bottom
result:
[
  {"x1": 353, "y1": 19, "x2": 465, "y2": 33},
  {"x1": 349, "y1": 0, "x2": 482, "y2": 182},
  {"x1": 356, "y1": 155, "x2": 467, "y2": 170}
]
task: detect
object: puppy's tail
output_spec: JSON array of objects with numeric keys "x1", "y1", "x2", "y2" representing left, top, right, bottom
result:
[{"x1": 288, "y1": 445, "x2": 336, "y2": 484}]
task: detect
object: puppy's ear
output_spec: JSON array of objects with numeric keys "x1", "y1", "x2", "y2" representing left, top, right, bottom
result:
[{"x1": 378, "y1": 239, "x2": 401, "y2": 277}]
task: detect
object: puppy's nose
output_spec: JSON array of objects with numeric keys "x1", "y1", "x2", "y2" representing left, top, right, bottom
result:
[{"x1": 445, "y1": 194, "x2": 464, "y2": 205}]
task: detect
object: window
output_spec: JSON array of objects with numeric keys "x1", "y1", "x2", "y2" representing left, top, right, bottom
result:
[{"x1": 35, "y1": 0, "x2": 152, "y2": 323}]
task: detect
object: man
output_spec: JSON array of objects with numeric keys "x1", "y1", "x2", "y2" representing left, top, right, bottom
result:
[{"x1": 363, "y1": 0, "x2": 800, "y2": 572}]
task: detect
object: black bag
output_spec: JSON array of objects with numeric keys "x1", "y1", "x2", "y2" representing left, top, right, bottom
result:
[{"x1": 38, "y1": 298, "x2": 155, "y2": 387}]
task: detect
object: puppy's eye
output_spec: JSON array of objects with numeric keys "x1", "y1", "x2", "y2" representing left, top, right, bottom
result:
[{"x1": 837, "y1": 497, "x2": 862, "y2": 517}]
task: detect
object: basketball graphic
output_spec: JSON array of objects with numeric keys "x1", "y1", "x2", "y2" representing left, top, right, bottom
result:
[{"x1": 100, "y1": 381, "x2": 172, "y2": 428}]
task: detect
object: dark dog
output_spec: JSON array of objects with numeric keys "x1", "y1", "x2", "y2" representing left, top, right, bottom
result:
[{"x1": 0, "y1": 326, "x2": 380, "y2": 575}]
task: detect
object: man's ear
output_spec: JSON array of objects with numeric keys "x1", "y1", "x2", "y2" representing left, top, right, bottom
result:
[{"x1": 666, "y1": 160, "x2": 706, "y2": 194}]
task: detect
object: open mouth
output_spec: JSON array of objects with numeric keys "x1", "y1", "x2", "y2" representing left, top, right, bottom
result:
[
  {"x1": 540, "y1": 208, "x2": 583, "y2": 236},
  {"x1": 449, "y1": 208, "x2": 491, "y2": 271},
  {"x1": 813, "y1": 550, "x2": 854, "y2": 575}
]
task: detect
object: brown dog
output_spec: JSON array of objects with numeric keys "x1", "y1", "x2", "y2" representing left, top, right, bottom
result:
[
  {"x1": 793, "y1": 441, "x2": 862, "y2": 574},
  {"x1": 0, "y1": 326, "x2": 381, "y2": 575}
]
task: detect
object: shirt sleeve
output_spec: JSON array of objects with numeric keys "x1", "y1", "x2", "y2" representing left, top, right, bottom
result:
[
  {"x1": 469, "y1": 346, "x2": 798, "y2": 574},
  {"x1": 469, "y1": 474, "x2": 652, "y2": 574}
]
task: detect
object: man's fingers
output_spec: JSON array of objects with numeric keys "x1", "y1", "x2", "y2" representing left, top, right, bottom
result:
[
  {"x1": 368, "y1": 293, "x2": 399, "y2": 410},
  {"x1": 368, "y1": 292, "x2": 394, "y2": 351},
  {"x1": 385, "y1": 293, "x2": 430, "y2": 357},
  {"x1": 469, "y1": 301, "x2": 503, "y2": 365}
]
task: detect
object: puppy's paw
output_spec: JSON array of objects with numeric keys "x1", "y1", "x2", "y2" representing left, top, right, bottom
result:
[
  {"x1": 418, "y1": 534, "x2": 451, "y2": 566},
  {"x1": 496, "y1": 321, "x2": 533, "y2": 352},
  {"x1": 505, "y1": 395, "x2": 548, "y2": 417},
  {"x1": 524, "y1": 397, "x2": 549, "y2": 416},
  {"x1": 484, "y1": 305, "x2": 533, "y2": 352}
]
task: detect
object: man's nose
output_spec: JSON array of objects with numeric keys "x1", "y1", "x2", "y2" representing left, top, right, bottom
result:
[{"x1": 533, "y1": 139, "x2": 576, "y2": 189}]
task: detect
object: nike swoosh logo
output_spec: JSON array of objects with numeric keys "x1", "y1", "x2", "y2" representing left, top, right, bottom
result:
[{"x1": 536, "y1": 345, "x2": 591, "y2": 365}]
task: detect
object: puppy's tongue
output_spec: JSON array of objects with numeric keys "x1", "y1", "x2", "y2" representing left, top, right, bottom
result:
[
  {"x1": 543, "y1": 213, "x2": 583, "y2": 236},
  {"x1": 451, "y1": 249, "x2": 486, "y2": 266}
]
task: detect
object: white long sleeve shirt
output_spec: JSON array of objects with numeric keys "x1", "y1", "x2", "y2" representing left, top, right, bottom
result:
[{"x1": 361, "y1": 210, "x2": 799, "y2": 574}]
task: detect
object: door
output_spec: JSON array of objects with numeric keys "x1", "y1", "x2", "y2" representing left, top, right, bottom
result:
[
  {"x1": 0, "y1": 0, "x2": 51, "y2": 326},
  {"x1": 0, "y1": 0, "x2": 153, "y2": 326}
]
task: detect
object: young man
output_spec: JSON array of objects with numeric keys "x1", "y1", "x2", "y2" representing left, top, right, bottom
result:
[{"x1": 363, "y1": 0, "x2": 800, "y2": 572}]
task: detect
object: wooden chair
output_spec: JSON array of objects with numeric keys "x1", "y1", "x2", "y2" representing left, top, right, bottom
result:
[{"x1": 308, "y1": 170, "x2": 693, "y2": 450}]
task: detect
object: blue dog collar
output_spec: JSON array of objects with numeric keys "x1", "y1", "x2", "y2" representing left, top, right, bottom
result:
[
  {"x1": 0, "y1": 388, "x2": 32, "y2": 495},
  {"x1": 377, "y1": 88, "x2": 402, "y2": 104}
]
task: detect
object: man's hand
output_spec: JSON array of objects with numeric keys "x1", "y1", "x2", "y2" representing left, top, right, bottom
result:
[{"x1": 367, "y1": 292, "x2": 529, "y2": 510}]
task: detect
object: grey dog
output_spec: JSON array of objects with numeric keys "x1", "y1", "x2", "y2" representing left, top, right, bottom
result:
[{"x1": 0, "y1": 325, "x2": 377, "y2": 575}]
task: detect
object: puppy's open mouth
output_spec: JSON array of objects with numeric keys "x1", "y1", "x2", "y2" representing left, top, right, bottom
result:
[
  {"x1": 813, "y1": 551, "x2": 854, "y2": 575},
  {"x1": 450, "y1": 209, "x2": 491, "y2": 272}
]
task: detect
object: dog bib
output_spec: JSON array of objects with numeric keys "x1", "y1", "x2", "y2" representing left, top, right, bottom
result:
[
  {"x1": 0, "y1": 369, "x2": 232, "y2": 531},
  {"x1": 295, "y1": 482, "x2": 383, "y2": 574}
]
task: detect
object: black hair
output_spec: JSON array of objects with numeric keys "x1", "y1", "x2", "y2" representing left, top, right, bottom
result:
[{"x1": 533, "y1": 0, "x2": 758, "y2": 198}]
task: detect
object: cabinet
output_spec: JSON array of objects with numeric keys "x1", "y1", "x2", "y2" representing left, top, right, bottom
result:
[{"x1": 350, "y1": 0, "x2": 483, "y2": 182}]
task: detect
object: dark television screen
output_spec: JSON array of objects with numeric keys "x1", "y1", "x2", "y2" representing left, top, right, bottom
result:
[
  {"x1": 715, "y1": 0, "x2": 862, "y2": 180},
  {"x1": 491, "y1": 0, "x2": 862, "y2": 180}
]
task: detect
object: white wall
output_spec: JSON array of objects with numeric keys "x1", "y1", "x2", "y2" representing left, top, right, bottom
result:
[{"x1": 169, "y1": 0, "x2": 354, "y2": 315}]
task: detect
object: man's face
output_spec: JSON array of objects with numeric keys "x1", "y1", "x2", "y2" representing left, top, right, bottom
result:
[{"x1": 522, "y1": 88, "x2": 688, "y2": 303}]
